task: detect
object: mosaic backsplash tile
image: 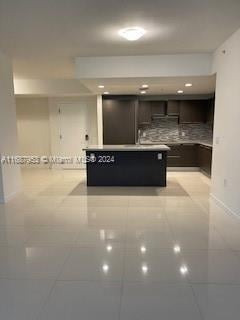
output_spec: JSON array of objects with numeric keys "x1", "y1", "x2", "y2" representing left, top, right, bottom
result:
[{"x1": 140, "y1": 118, "x2": 213, "y2": 143}]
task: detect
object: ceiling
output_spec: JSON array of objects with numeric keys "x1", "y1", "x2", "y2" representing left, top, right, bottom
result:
[
  {"x1": 0, "y1": 0, "x2": 240, "y2": 79},
  {"x1": 82, "y1": 76, "x2": 216, "y2": 95}
]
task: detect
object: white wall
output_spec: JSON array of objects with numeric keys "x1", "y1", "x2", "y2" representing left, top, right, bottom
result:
[
  {"x1": 49, "y1": 96, "x2": 98, "y2": 156},
  {"x1": 14, "y1": 79, "x2": 91, "y2": 96},
  {"x1": 0, "y1": 52, "x2": 21, "y2": 202},
  {"x1": 16, "y1": 98, "x2": 51, "y2": 158},
  {"x1": 15, "y1": 96, "x2": 99, "y2": 168},
  {"x1": 76, "y1": 54, "x2": 212, "y2": 78},
  {"x1": 211, "y1": 28, "x2": 240, "y2": 215}
]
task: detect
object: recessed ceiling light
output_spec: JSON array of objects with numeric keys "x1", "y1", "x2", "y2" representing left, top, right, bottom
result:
[
  {"x1": 140, "y1": 90, "x2": 146, "y2": 94},
  {"x1": 141, "y1": 84, "x2": 149, "y2": 89},
  {"x1": 119, "y1": 27, "x2": 146, "y2": 41},
  {"x1": 185, "y1": 83, "x2": 192, "y2": 87},
  {"x1": 177, "y1": 90, "x2": 184, "y2": 94},
  {"x1": 103, "y1": 91, "x2": 109, "y2": 95},
  {"x1": 98, "y1": 85, "x2": 105, "y2": 88}
]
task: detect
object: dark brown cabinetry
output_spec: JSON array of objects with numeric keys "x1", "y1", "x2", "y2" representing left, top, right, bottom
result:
[
  {"x1": 167, "y1": 100, "x2": 180, "y2": 115},
  {"x1": 167, "y1": 145, "x2": 182, "y2": 167},
  {"x1": 138, "y1": 101, "x2": 152, "y2": 125},
  {"x1": 167, "y1": 144, "x2": 198, "y2": 167},
  {"x1": 179, "y1": 100, "x2": 208, "y2": 123},
  {"x1": 198, "y1": 144, "x2": 212, "y2": 176},
  {"x1": 137, "y1": 97, "x2": 213, "y2": 125},
  {"x1": 103, "y1": 98, "x2": 136, "y2": 145},
  {"x1": 150, "y1": 101, "x2": 166, "y2": 116},
  {"x1": 167, "y1": 143, "x2": 213, "y2": 176}
]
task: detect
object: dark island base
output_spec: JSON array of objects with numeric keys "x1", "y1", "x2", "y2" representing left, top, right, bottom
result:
[{"x1": 86, "y1": 151, "x2": 167, "y2": 187}]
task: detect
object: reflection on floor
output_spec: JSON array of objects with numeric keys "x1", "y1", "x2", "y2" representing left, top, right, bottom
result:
[{"x1": 0, "y1": 169, "x2": 240, "y2": 319}]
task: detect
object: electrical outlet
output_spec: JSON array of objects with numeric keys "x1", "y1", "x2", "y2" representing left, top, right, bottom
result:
[{"x1": 181, "y1": 132, "x2": 186, "y2": 137}]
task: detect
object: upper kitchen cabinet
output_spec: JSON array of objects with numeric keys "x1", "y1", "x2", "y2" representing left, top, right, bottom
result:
[
  {"x1": 103, "y1": 97, "x2": 136, "y2": 145},
  {"x1": 150, "y1": 101, "x2": 167, "y2": 118},
  {"x1": 138, "y1": 101, "x2": 152, "y2": 125},
  {"x1": 179, "y1": 99, "x2": 208, "y2": 123},
  {"x1": 167, "y1": 100, "x2": 180, "y2": 115}
]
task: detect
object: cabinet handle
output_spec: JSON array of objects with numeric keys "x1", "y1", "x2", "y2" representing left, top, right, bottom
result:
[{"x1": 168, "y1": 156, "x2": 181, "y2": 158}]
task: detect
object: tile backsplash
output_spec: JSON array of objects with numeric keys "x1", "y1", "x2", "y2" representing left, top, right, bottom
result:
[{"x1": 140, "y1": 118, "x2": 213, "y2": 143}]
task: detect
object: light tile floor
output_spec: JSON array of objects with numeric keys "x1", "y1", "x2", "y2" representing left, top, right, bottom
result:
[{"x1": 0, "y1": 169, "x2": 240, "y2": 319}]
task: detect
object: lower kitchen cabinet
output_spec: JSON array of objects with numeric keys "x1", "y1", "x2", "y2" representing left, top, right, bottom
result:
[
  {"x1": 198, "y1": 144, "x2": 212, "y2": 176},
  {"x1": 167, "y1": 144, "x2": 198, "y2": 167},
  {"x1": 167, "y1": 145, "x2": 182, "y2": 167},
  {"x1": 167, "y1": 143, "x2": 212, "y2": 176}
]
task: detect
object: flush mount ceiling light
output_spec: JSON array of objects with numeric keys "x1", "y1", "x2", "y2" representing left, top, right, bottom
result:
[
  {"x1": 177, "y1": 90, "x2": 184, "y2": 94},
  {"x1": 185, "y1": 83, "x2": 192, "y2": 87},
  {"x1": 98, "y1": 85, "x2": 105, "y2": 88},
  {"x1": 140, "y1": 90, "x2": 146, "y2": 94},
  {"x1": 141, "y1": 84, "x2": 149, "y2": 89},
  {"x1": 119, "y1": 27, "x2": 146, "y2": 41},
  {"x1": 103, "y1": 91, "x2": 109, "y2": 95}
]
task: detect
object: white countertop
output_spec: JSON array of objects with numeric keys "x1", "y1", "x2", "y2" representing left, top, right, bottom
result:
[
  {"x1": 140, "y1": 141, "x2": 213, "y2": 148},
  {"x1": 83, "y1": 144, "x2": 170, "y2": 151}
]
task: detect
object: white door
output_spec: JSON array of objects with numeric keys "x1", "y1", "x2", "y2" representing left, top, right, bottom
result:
[{"x1": 59, "y1": 103, "x2": 88, "y2": 169}]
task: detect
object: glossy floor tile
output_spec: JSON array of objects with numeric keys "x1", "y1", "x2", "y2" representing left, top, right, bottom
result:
[
  {"x1": 120, "y1": 282, "x2": 202, "y2": 320},
  {"x1": 0, "y1": 169, "x2": 240, "y2": 319},
  {"x1": 0, "y1": 246, "x2": 71, "y2": 279},
  {"x1": 38, "y1": 281, "x2": 121, "y2": 320},
  {"x1": 0, "y1": 279, "x2": 54, "y2": 320},
  {"x1": 192, "y1": 284, "x2": 240, "y2": 320},
  {"x1": 123, "y1": 248, "x2": 187, "y2": 283},
  {"x1": 59, "y1": 247, "x2": 124, "y2": 281}
]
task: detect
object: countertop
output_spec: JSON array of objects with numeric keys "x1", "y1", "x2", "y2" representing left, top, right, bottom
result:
[
  {"x1": 140, "y1": 141, "x2": 213, "y2": 148},
  {"x1": 83, "y1": 144, "x2": 170, "y2": 151}
]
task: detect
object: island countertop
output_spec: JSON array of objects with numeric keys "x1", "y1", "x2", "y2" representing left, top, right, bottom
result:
[{"x1": 83, "y1": 144, "x2": 170, "y2": 151}]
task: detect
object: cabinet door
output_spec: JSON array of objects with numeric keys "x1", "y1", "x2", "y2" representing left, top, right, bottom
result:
[
  {"x1": 167, "y1": 100, "x2": 179, "y2": 115},
  {"x1": 167, "y1": 145, "x2": 181, "y2": 167},
  {"x1": 138, "y1": 101, "x2": 151, "y2": 125},
  {"x1": 198, "y1": 145, "x2": 212, "y2": 176},
  {"x1": 167, "y1": 144, "x2": 198, "y2": 167},
  {"x1": 180, "y1": 144, "x2": 198, "y2": 167},
  {"x1": 179, "y1": 100, "x2": 208, "y2": 123},
  {"x1": 103, "y1": 99, "x2": 136, "y2": 145},
  {"x1": 151, "y1": 101, "x2": 166, "y2": 116}
]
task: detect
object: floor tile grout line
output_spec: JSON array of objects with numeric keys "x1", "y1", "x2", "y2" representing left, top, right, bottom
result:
[
  {"x1": 35, "y1": 245, "x2": 76, "y2": 320},
  {"x1": 35, "y1": 278, "x2": 58, "y2": 320},
  {"x1": 189, "y1": 283, "x2": 205, "y2": 320}
]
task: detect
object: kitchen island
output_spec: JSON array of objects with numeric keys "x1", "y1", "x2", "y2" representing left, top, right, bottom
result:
[{"x1": 83, "y1": 145, "x2": 170, "y2": 187}]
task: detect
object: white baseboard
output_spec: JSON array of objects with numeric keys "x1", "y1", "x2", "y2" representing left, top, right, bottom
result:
[
  {"x1": 210, "y1": 193, "x2": 240, "y2": 220},
  {"x1": 167, "y1": 167, "x2": 200, "y2": 172}
]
